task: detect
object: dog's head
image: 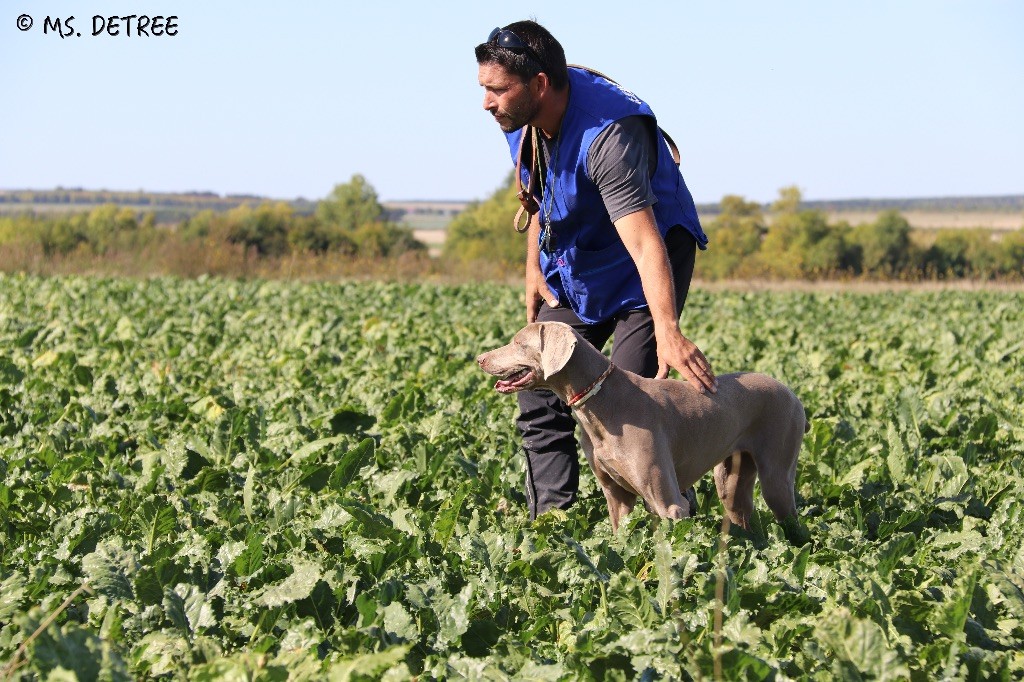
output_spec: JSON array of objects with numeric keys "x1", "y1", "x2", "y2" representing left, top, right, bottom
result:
[{"x1": 476, "y1": 322, "x2": 578, "y2": 394}]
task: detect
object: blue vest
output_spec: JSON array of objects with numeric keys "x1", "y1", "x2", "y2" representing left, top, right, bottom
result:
[{"x1": 506, "y1": 68, "x2": 707, "y2": 324}]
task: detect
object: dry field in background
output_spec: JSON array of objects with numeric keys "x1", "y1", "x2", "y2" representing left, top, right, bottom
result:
[{"x1": 415, "y1": 209, "x2": 1024, "y2": 256}]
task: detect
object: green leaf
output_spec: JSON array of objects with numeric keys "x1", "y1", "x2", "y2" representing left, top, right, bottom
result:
[
  {"x1": 242, "y1": 464, "x2": 256, "y2": 521},
  {"x1": 232, "y1": 534, "x2": 264, "y2": 578},
  {"x1": 134, "y1": 568, "x2": 164, "y2": 607},
  {"x1": 329, "y1": 438, "x2": 375, "y2": 492},
  {"x1": 260, "y1": 560, "x2": 322, "y2": 607},
  {"x1": 433, "y1": 584, "x2": 473, "y2": 649},
  {"x1": 21, "y1": 617, "x2": 131, "y2": 681},
  {"x1": 654, "y1": 530, "x2": 675, "y2": 614},
  {"x1": 82, "y1": 543, "x2": 138, "y2": 601},
  {"x1": 133, "y1": 499, "x2": 177, "y2": 555},
  {"x1": 838, "y1": 458, "x2": 875, "y2": 488},
  {"x1": 288, "y1": 434, "x2": 347, "y2": 466},
  {"x1": 876, "y1": 533, "x2": 917, "y2": 580},
  {"x1": 931, "y1": 570, "x2": 977, "y2": 638},
  {"x1": 816, "y1": 607, "x2": 909, "y2": 679},
  {"x1": 0, "y1": 355, "x2": 25, "y2": 384},
  {"x1": 607, "y1": 573, "x2": 656, "y2": 630},
  {"x1": 329, "y1": 645, "x2": 409, "y2": 682},
  {"x1": 885, "y1": 422, "x2": 907, "y2": 485},
  {"x1": 381, "y1": 602, "x2": 418, "y2": 642},
  {"x1": 339, "y1": 499, "x2": 406, "y2": 543},
  {"x1": 921, "y1": 454, "x2": 970, "y2": 498},
  {"x1": 131, "y1": 632, "x2": 190, "y2": 677},
  {"x1": 433, "y1": 483, "x2": 470, "y2": 551}
]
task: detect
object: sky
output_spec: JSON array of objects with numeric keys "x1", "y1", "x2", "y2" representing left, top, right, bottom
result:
[{"x1": 2, "y1": 1, "x2": 1022, "y2": 205}]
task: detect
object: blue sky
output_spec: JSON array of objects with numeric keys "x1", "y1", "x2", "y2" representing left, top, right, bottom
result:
[{"x1": 2, "y1": 1, "x2": 1021, "y2": 204}]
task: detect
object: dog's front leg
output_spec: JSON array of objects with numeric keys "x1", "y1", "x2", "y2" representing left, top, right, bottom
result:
[{"x1": 580, "y1": 427, "x2": 636, "y2": 532}]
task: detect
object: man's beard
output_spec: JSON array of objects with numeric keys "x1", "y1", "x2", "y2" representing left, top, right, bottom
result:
[{"x1": 494, "y1": 97, "x2": 540, "y2": 133}]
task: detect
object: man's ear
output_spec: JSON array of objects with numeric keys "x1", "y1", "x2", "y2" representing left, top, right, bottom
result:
[
  {"x1": 533, "y1": 71, "x2": 551, "y2": 98},
  {"x1": 539, "y1": 322, "x2": 577, "y2": 379}
]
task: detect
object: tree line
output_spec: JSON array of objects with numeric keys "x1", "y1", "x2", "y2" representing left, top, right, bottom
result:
[
  {"x1": 0, "y1": 175, "x2": 423, "y2": 265},
  {"x1": 445, "y1": 176, "x2": 1024, "y2": 281},
  {"x1": 1, "y1": 174, "x2": 1021, "y2": 281}
]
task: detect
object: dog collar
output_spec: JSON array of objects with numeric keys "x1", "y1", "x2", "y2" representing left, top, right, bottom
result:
[{"x1": 566, "y1": 364, "x2": 615, "y2": 409}]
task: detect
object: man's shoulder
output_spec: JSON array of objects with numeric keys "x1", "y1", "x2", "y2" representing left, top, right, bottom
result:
[
  {"x1": 589, "y1": 116, "x2": 657, "y2": 162},
  {"x1": 569, "y1": 67, "x2": 648, "y2": 112}
]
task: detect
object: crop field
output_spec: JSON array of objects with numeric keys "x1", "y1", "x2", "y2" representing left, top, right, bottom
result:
[{"x1": 0, "y1": 275, "x2": 1022, "y2": 679}]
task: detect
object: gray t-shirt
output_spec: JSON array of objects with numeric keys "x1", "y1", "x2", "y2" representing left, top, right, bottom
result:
[{"x1": 539, "y1": 115, "x2": 658, "y2": 224}]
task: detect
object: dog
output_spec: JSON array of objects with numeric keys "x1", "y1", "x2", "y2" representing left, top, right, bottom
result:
[{"x1": 477, "y1": 321, "x2": 807, "y2": 534}]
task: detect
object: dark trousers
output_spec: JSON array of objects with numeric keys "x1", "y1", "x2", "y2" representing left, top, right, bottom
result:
[{"x1": 516, "y1": 228, "x2": 699, "y2": 518}]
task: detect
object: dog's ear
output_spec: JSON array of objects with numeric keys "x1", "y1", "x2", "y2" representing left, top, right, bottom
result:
[{"x1": 539, "y1": 322, "x2": 577, "y2": 379}]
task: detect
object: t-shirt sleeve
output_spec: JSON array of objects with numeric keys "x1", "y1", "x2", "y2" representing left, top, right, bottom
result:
[{"x1": 587, "y1": 115, "x2": 659, "y2": 223}]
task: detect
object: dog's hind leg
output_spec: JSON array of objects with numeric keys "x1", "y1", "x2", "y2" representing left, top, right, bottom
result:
[
  {"x1": 758, "y1": 467, "x2": 798, "y2": 521},
  {"x1": 713, "y1": 451, "x2": 757, "y2": 530},
  {"x1": 758, "y1": 443, "x2": 808, "y2": 544},
  {"x1": 756, "y1": 442, "x2": 800, "y2": 521},
  {"x1": 753, "y1": 413, "x2": 803, "y2": 522}
]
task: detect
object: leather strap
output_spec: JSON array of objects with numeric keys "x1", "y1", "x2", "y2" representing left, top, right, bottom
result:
[
  {"x1": 513, "y1": 127, "x2": 540, "y2": 232},
  {"x1": 568, "y1": 64, "x2": 681, "y2": 165}
]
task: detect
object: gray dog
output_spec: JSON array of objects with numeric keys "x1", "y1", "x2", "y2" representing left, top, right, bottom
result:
[{"x1": 477, "y1": 321, "x2": 808, "y2": 535}]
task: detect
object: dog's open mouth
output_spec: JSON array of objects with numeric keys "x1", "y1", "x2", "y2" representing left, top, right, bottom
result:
[{"x1": 494, "y1": 367, "x2": 535, "y2": 394}]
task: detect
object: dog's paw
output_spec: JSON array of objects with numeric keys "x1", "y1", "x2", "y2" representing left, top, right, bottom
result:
[{"x1": 780, "y1": 515, "x2": 811, "y2": 546}]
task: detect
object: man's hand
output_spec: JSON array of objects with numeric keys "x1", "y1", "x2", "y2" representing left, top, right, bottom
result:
[
  {"x1": 655, "y1": 329, "x2": 717, "y2": 393},
  {"x1": 526, "y1": 264, "x2": 559, "y2": 322}
]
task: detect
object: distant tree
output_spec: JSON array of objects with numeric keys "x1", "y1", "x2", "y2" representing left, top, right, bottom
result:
[
  {"x1": 83, "y1": 204, "x2": 140, "y2": 254},
  {"x1": 315, "y1": 175, "x2": 423, "y2": 257},
  {"x1": 771, "y1": 185, "x2": 803, "y2": 215},
  {"x1": 849, "y1": 209, "x2": 912, "y2": 275},
  {"x1": 923, "y1": 229, "x2": 1008, "y2": 278},
  {"x1": 179, "y1": 210, "x2": 219, "y2": 240},
  {"x1": 697, "y1": 195, "x2": 767, "y2": 279},
  {"x1": 287, "y1": 216, "x2": 356, "y2": 255},
  {"x1": 352, "y1": 221, "x2": 425, "y2": 258},
  {"x1": 758, "y1": 186, "x2": 853, "y2": 278},
  {"x1": 996, "y1": 229, "x2": 1024, "y2": 278},
  {"x1": 224, "y1": 203, "x2": 294, "y2": 256},
  {"x1": 39, "y1": 216, "x2": 88, "y2": 255},
  {"x1": 443, "y1": 172, "x2": 527, "y2": 266},
  {"x1": 317, "y1": 174, "x2": 384, "y2": 233}
]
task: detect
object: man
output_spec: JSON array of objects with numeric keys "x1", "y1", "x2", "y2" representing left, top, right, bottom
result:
[{"x1": 476, "y1": 20, "x2": 717, "y2": 518}]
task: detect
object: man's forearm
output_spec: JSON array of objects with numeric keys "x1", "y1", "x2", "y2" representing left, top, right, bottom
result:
[{"x1": 614, "y1": 208, "x2": 680, "y2": 334}]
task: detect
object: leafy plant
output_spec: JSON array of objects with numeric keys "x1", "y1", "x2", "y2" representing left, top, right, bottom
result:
[{"x1": 1, "y1": 275, "x2": 1022, "y2": 678}]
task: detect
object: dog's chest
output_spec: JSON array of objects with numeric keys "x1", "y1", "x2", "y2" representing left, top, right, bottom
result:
[{"x1": 573, "y1": 412, "x2": 644, "y2": 494}]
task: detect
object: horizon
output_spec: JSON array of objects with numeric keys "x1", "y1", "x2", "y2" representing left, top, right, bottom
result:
[
  {"x1": 3, "y1": 2, "x2": 1022, "y2": 204},
  {"x1": 3, "y1": 186, "x2": 1023, "y2": 208}
]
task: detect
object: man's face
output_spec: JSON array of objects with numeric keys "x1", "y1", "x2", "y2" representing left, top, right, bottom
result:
[{"x1": 478, "y1": 62, "x2": 539, "y2": 133}]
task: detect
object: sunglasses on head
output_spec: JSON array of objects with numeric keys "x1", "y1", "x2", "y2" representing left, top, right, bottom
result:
[{"x1": 487, "y1": 27, "x2": 544, "y2": 68}]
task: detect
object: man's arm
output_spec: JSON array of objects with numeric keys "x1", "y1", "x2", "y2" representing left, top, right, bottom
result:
[{"x1": 614, "y1": 207, "x2": 717, "y2": 393}]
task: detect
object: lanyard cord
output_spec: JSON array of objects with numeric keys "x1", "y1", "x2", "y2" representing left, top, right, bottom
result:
[{"x1": 540, "y1": 134, "x2": 560, "y2": 252}]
